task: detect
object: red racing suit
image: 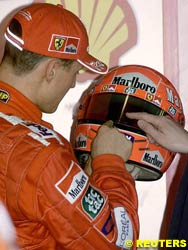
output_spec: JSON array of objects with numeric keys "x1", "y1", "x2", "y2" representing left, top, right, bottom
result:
[{"x1": 0, "y1": 81, "x2": 139, "y2": 249}]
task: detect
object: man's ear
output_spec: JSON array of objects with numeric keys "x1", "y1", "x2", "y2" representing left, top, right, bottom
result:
[{"x1": 45, "y1": 59, "x2": 61, "y2": 82}]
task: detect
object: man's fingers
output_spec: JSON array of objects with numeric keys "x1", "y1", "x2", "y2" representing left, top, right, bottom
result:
[
  {"x1": 97, "y1": 120, "x2": 114, "y2": 134},
  {"x1": 126, "y1": 112, "x2": 157, "y2": 121},
  {"x1": 103, "y1": 120, "x2": 114, "y2": 128},
  {"x1": 137, "y1": 120, "x2": 159, "y2": 139},
  {"x1": 126, "y1": 112, "x2": 161, "y2": 126}
]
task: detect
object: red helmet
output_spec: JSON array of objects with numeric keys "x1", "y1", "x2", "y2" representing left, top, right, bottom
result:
[{"x1": 71, "y1": 65, "x2": 185, "y2": 181}]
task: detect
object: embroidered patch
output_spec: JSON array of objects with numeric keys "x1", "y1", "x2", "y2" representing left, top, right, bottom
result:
[
  {"x1": 55, "y1": 161, "x2": 88, "y2": 204},
  {"x1": 101, "y1": 213, "x2": 114, "y2": 236},
  {"x1": 141, "y1": 150, "x2": 164, "y2": 169},
  {"x1": 75, "y1": 133, "x2": 87, "y2": 149},
  {"x1": 0, "y1": 89, "x2": 10, "y2": 104},
  {"x1": 82, "y1": 185, "x2": 105, "y2": 220},
  {"x1": 114, "y1": 207, "x2": 133, "y2": 248},
  {"x1": 101, "y1": 85, "x2": 116, "y2": 92},
  {"x1": 49, "y1": 34, "x2": 79, "y2": 54},
  {"x1": 94, "y1": 212, "x2": 115, "y2": 243},
  {"x1": 0, "y1": 113, "x2": 63, "y2": 146},
  {"x1": 23, "y1": 122, "x2": 63, "y2": 145}
]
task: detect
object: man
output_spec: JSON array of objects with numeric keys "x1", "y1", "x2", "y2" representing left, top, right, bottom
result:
[{"x1": 0, "y1": 3, "x2": 139, "y2": 249}]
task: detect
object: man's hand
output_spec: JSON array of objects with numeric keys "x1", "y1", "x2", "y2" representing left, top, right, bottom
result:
[
  {"x1": 126, "y1": 112, "x2": 188, "y2": 153},
  {"x1": 91, "y1": 120, "x2": 133, "y2": 161}
]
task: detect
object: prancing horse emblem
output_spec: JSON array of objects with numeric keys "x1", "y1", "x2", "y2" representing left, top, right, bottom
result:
[{"x1": 54, "y1": 38, "x2": 64, "y2": 50}]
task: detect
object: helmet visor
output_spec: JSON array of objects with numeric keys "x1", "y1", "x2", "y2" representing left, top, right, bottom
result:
[{"x1": 80, "y1": 93, "x2": 166, "y2": 134}]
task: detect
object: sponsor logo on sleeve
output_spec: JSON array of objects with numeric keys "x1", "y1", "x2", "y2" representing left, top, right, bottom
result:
[
  {"x1": 101, "y1": 213, "x2": 114, "y2": 235},
  {"x1": 23, "y1": 122, "x2": 63, "y2": 145},
  {"x1": 82, "y1": 185, "x2": 105, "y2": 220},
  {"x1": 114, "y1": 207, "x2": 133, "y2": 248},
  {"x1": 0, "y1": 113, "x2": 63, "y2": 146},
  {"x1": 0, "y1": 89, "x2": 10, "y2": 104},
  {"x1": 55, "y1": 161, "x2": 88, "y2": 204},
  {"x1": 93, "y1": 212, "x2": 115, "y2": 243}
]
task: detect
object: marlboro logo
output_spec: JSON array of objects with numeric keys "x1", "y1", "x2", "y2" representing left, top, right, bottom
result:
[{"x1": 55, "y1": 161, "x2": 88, "y2": 204}]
